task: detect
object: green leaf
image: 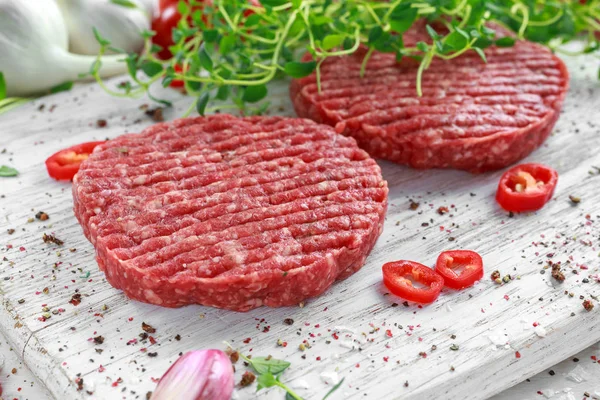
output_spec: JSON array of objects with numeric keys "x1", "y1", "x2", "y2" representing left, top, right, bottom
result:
[
  {"x1": 219, "y1": 35, "x2": 236, "y2": 55},
  {"x1": 426, "y1": 25, "x2": 440, "y2": 40},
  {"x1": 109, "y1": 0, "x2": 137, "y2": 8},
  {"x1": 161, "y1": 75, "x2": 174, "y2": 87},
  {"x1": 177, "y1": 0, "x2": 190, "y2": 16},
  {"x1": 203, "y1": 29, "x2": 219, "y2": 43},
  {"x1": 140, "y1": 61, "x2": 163, "y2": 78},
  {"x1": 196, "y1": 92, "x2": 209, "y2": 116},
  {"x1": 368, "y1": 26, "x2": 383, "y2": 44},
  {"x1": 247, "y1": 356, "x2": 291, "y2": 375},
  {"x1": 216, "y1": 85, "x2": 230, "y2": 100},
  {"x1": 284, "y1": 61, "x2": 317, "y2": 78},
  {"x1": 343, "y1": 37, "x2": 354, "y2": 50},
  {"x1": 49, "y1": 81, "x2": 74, "y2": 94},
  {"x1": 92, "y1": 27, "x2": 111, "y2": 46},
  {"x1": 256, "y1": 372, "x2": 278, "y2": 391},
  {"x1": 416, "y1": 41, "x2": 429, "y2": 53},
  {"x1": 187, "y1": 80, "x2": 202, "y2": 92},
  {"x1": 444, "y1": 31, "x2": 469, "y2": 50},
  {"x1": 322, "y1": 34, "x2": 344, "y2": 51},
  {"x1": 389, "y1": 5, "x2": 417, "y2": 34},
  {"x1": 242, "y1": 85, "x2": 268, "y2": 103},
  {"x1": 0, "y1": 165, "x2": 18, "y2": 177},
  {"x1": 161, "y1": 65, "x2": 174, "y2": 87},
  {"x1": 291, "y1": 0, "x2": 301, "y2": 9},
  {"x1": 141, "y1": 30, "x2": 156, "y2": 39},
  {"x1": 0, "y1": 72, "x2": 6, "y2": 101},
  {"x1": 125, "y1": 54, "x2": 138, "y2": 78},
  {"x1": 495, "y1": 37, "x2": 516, "y2": 47},
  {"x1": 473, "y1": 47, "x2": 487, "y2": 63},
  {"x1": 89, "y1": 59, "x2": 102, "y2": 76},
  {"x1": 322, "y1": 378, "x2": 345, "y2": 400},
  {"x1": 245, "y1": 14, "x2": 262, "y2": 27},
  {"x1": 198, "y1": 45, "x2": 213, "y2": 72}
]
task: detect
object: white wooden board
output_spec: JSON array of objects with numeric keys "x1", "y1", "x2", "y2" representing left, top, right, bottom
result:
[{"x1": 0, "y1": 50, "x2": 599, "y2": 400}]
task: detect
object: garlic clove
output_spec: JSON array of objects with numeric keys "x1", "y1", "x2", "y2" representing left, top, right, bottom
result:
[{"x1": 151, "y1": 350, "x2": 234, "y2": 400}]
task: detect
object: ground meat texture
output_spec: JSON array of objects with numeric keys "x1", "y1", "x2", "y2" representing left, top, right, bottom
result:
[
  {"x1": 290, "y1": 25, "x2": 569, "y2": 173},
  {"x1": 72, "y1": 115, "x2": 388, "y2": 311}
]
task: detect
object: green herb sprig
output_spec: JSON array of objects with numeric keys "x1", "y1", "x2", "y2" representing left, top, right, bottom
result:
[
  {"x1": 226, "y1": 342, "x2": 344, "y2": 399},
  {"x1": 96, "y1": 0, "x2": 600, "y2": 116}
]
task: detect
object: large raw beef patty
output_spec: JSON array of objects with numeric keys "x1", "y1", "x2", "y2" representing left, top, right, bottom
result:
[
  {"x1": 290, "y1": 26, "x2": 569, "y2": 172},
  {"x1": 72, "y1": 115, "x2": 388, "y2": 311}
]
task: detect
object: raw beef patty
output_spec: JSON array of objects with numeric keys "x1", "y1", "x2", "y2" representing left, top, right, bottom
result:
[
  {"x1": 73, "y1": 115, "x2": 388, "y2": 311},
  {"x1": 290, "y1": 27, "x2": 569, "y2": 172}
]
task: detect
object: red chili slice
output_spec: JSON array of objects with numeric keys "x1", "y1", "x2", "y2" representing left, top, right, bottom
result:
[
  {"x1": 382, "y1": 260, "x2": 444, "y2": 304},
  {"x1": 45, "y1": 141, "x2": 105, "y2": 181},
  {"x1": 435, "y1": 250, "x2": 484, "y2": 290},
  {"x1": 496, "y1": 163, "x2": 558, "y2": 212}
]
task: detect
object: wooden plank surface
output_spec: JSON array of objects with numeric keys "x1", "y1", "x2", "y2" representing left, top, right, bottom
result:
[{"x1": 0, "y1": 50, "x2": 599, "y2": 400}]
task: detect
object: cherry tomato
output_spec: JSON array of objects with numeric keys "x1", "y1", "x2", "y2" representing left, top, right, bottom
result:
[
  {"x1": 435, "y1": 250, "x2": 484, "y2": 290},
  {"x1": 382, "y1": 260, "x2": 444, "y2": 304},
  {"x1": 45, "y1": 141, "x2": 105, "y2": 181},
  {"x1": 496, "y1": 163, "x2": 558, "y2": 212},
  {"x1": 152, "y1": 0, "x2": 190, "y2": 60}
]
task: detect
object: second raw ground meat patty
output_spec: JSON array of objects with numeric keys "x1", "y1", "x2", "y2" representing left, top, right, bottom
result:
[
  {"x1": 73, "y1": 115, "x2": 388, "y2": 311},
  {"x1": 290, "y1": 28, "x2": 569, "y2": 173}
]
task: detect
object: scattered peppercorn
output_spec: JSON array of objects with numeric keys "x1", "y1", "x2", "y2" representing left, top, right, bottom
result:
[
  {"x1": 491, "y1": 270, "x2": 501, "y2": 283},
  {"x1": 583, "y1": 299, "x2": 594, "y2": 311},
  {"x1": 450, "y1": 344, "x2": 459, "y2": 351},
  {"x1": 551, "y1": 265, "x2": 565, "y2": 282},
  {"x1": 437, "y1": 206, "x2": 449, "y2": 215},
  {"x1": 93, "y1": 336, "x2": 105, "y2": 345},
  {"x1": 145, "y1": 107, "x2": 164, "y2": 122},
  {"x1": 35, "y1": 211, "x2": 49, "y2": 221},
  {"x1": 96, "y1": 119, "x2": 107, "y2": 128},
  {"x1": 42, "y1": 233, "x2": 64, "y2": 246},
  {"x1": 69, "y1": 293, "x2": 82, "y2": 306},
  {"x1": 283, "y1": 318, "x2": 294, "y2": 326},
  {"x1": 239, "y1": 371, "x2": 256, "y2": 387},
  {"x1": 409, "y1": 200, "x2": 420, "y2": 210},
  {"x1": 568, "y1": 195, "x2": 581, "y2": 204},
  {"x1": 141, "y1": 322, "x2": 156, "y2": 334}
]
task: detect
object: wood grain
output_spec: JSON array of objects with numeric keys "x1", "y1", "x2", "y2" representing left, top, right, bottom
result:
[{"x1": 0, "y1": 51, "x2": 599, "y2": 400}]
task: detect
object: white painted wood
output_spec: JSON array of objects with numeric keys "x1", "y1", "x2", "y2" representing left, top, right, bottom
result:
[{"x1": 0, "y1": 50, "x2": 599, "y2": 400}]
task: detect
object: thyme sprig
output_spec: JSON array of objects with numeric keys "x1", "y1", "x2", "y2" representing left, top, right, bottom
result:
[{"x1": 95, "y1": 0, "x2": 600, "y2": 115}]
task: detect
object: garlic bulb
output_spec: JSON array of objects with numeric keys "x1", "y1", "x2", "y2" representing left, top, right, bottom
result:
[
  {"x1": 0, "y1": 0, "x2": 128, "y2": 96},
  {"x1": 55, "y1": 0, "x2": 150, "y2": 55}
]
